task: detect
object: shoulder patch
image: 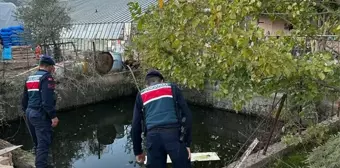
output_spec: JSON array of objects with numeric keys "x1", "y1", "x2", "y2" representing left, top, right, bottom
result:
[{"x1": 48, "y1": 83, "x2": 56, "y2": 89}]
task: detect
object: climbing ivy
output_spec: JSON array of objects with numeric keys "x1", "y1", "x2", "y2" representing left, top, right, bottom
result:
[{"x1": 128, "y1": 0, "x2": 340, "y2": 111}]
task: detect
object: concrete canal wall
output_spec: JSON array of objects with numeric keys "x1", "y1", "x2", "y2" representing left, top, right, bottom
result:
[
  {"x1": 0, "y1": 71, "x2": 137, "y2": 122},
  {"x1": 1, "y1": 70, "x2": 335, "y2": 123},
  {"x1": 1, "y1": 70, "x2": 278, "y2": 123},
  {"x1": 182, "y1": 82, "x2": 336, "y2": 119},
  {"x1": 182, "y1": 83, "x2": 280, "y2": 117}
]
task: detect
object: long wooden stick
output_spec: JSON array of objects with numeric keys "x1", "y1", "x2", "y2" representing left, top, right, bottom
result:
[
  {"x1": 0, "y1": 146, "x2": 22, "y2": 156},
  {"x1": 234, "y1": 138, "x2": 259, "y2": 168}
]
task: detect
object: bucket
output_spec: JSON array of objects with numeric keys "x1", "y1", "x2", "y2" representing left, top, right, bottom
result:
[
  {"x1": 1, "y1": 47, "x2": 12, "y2": 60},
  {"x1": 96, "y1": 52, "x2": 123, "y2": 74},
  {"x1": 111, "y1": 52, "x2": 123, "y2": 72}
]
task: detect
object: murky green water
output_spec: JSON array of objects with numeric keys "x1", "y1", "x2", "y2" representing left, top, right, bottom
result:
[{"x1": 1, "y1": 96, "x2": 265, "y2": 168}]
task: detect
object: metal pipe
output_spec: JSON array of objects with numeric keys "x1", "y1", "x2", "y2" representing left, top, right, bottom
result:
[{"x1": 263, "y1": 94, "x2": 287, "y2": 155}]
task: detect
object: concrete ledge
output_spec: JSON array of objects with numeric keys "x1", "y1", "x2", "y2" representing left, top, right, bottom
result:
[
  {"x1": 1, "y1": 71, "x2": 137, "y2": 122},
  {"x1": 225, "y1": 115, "x2": 340, "y2": 168},
  {"x1": 182, "y1": 86, "x2": 282, "y2": 117}
]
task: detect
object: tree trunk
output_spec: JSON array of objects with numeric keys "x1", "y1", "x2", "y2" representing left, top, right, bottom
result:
[
  {"x1": 53, "y1": 41, "x2": 62, "y2": 63},
  {"x1": 0, "y1": 139, "x2": 35, "y2": 168}
]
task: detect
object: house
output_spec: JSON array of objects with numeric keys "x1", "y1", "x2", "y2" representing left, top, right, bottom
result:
[{"x1": 257, "y1": 16, "x2": 292, "y2": 36}]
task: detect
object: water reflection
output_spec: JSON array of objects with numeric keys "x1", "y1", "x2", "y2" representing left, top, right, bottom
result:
[
  {"x1": 0, "y1": 96, "x2": 265, "y2": 168},
  {"x1": 97, "y1": 125, "x2": 117, "y2": 145}
]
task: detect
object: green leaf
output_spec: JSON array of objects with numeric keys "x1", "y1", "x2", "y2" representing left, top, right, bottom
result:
[
  {"x1": 137, "y1": 20, "x2": 143, "y2": 30},
  {"x1": 318, "y1": 72, "x2": 325, "y2": 80},
  {"x1": 216, "y1": 5, "x2": 222, "y2": 11},
  {"x1": 172, "y1": 39, "x2": 181, "y2": 49},
  {"x1": 323, "y1": 67, "x2": 332, "y2": 73}
]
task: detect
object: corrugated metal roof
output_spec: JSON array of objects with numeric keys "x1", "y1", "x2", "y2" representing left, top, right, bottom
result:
[
  {"x1": 68, "y1": 0, "x2": 157, "y2": 24},
  {"x1": 61, "y1": 22, "x2": 124, "y2": 39}
]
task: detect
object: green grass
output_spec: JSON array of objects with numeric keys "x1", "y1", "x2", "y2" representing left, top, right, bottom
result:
[
  {"x1": 266, "y1": 143, "x2": 316, "y2": 168},
  {"x1": 272, "y1": 150, "x2": 308, "y2": 168}
]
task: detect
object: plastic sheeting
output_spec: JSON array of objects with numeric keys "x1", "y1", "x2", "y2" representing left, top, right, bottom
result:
[{"x1": 0, "y1": 2, "x2": 21, "y2": 29}]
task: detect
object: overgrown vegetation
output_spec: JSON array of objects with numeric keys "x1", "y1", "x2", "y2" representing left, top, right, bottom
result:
[
  {"x1": 282, "y1": 124, "x2": 330, "y2": 146},
  {"x1": 129, "y1": 0, "x2": 340, "y2": 109},
  {"x1": 128, "y1": 0, "x2": 340, "y2": 166},
  {"x1": 307, "y1": 132, "x2": 340, "y2": 168},
  {"x1": 271, "y1": 147, "x2": 309, "y2": 168}
]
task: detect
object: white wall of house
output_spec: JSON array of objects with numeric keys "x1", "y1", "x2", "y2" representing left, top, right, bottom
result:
[{"x1": 258, "y1": 16, "x2": 290, "y2": 36}]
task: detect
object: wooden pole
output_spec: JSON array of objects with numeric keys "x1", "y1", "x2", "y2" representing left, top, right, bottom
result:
[
  {"x1": 92, "y1": 41, "x2": 97, "y2": 75},
  {"x1": 263, "y1": 94, "x2": 287, "y2": 155},
  {"x1": 0, "y1": 146, "x2": 22, "y2": 156},
  {"x1": 234, "y1": 138, "x2": 259, "y2": 168}
]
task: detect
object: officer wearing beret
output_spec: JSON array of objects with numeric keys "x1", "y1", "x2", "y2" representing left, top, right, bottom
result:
[
  {"x1": 131, "y1": 69, "x2": 192, "y2": 168},
  {"x1": 21, "y1": 55, "x2": 59, "y2": 168}
]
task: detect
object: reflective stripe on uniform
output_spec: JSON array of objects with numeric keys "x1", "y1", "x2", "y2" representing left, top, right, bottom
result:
[
  {"x1": 26, "y1": 75, "x2": 43, "y2": 92},
  {"x1": 141, "y1": 84, "x2": 173, "y2": 105}
]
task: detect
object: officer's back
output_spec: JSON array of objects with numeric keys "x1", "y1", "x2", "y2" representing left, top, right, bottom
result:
[
  {"x1": 21, "y1": 55, "x2": 59, "y2": 168},
  {"x1": 131, "y1": 70, "x2": 192, "y2": 168}
]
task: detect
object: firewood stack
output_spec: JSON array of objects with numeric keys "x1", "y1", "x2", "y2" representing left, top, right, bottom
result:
[
  {"x1": 11, "y1": 46, "x2": 35, "y2": 60},
  {"x1": 0, "y1": 46, "x2": 37, "y2": 71}
]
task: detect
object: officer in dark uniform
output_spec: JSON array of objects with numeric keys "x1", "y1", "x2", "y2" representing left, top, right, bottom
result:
[
  {"x1": 131, "y1": 70, "x2": 192, "y2": 168},
  {"x1": 21, "y1": 55, "x2": 59, "y2": 168}
]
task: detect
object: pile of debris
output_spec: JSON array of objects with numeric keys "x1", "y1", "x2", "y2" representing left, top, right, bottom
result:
[
  {"x1": 0, "y1": 154, "x2": 13, "y2": 168},
  {"x1": 0, "y1": 146, "x2": 20, "y2": 168},
  {"x1": 0, "y1": 139, "x2": 35, "y2": 168}
]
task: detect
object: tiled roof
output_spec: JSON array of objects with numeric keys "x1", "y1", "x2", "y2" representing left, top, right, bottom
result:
[{"x1": 68, "y1": 0, "x2": 157, "y2": 24}]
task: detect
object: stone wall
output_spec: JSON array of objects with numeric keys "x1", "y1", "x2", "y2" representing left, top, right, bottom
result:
[{"x1": 1, "y1": 71, "x2": 137, "y2": 122}]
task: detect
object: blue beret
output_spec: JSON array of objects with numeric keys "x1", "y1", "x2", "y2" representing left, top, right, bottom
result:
[
  {"x1": 39, "y1": 55, "x2": 55, "y2": 65},
  {"x1": 145, "y1": 69, "x2": 164, "y2": 80}
]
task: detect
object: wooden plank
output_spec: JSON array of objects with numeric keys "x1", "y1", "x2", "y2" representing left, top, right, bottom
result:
[
  {"x1": 0, "y1": 146, "x2": 22, "y2": 156},
  {"x1": 0, "y1": 139, "x2": 34, "y2": 168},
  {"x1": 144, "y1": 152, "x2": 220, "y2": 164},
  {"x1": 11, "y1": 46, "x2": 31, "y2": 49},
  {"x1": 234, "y1": 138, "x2": 259, "y2": 168}
]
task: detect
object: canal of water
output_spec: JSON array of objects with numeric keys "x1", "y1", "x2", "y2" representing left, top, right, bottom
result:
[{"x1": 0, "y1": 96, "x2": 266, "y2": 168}]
